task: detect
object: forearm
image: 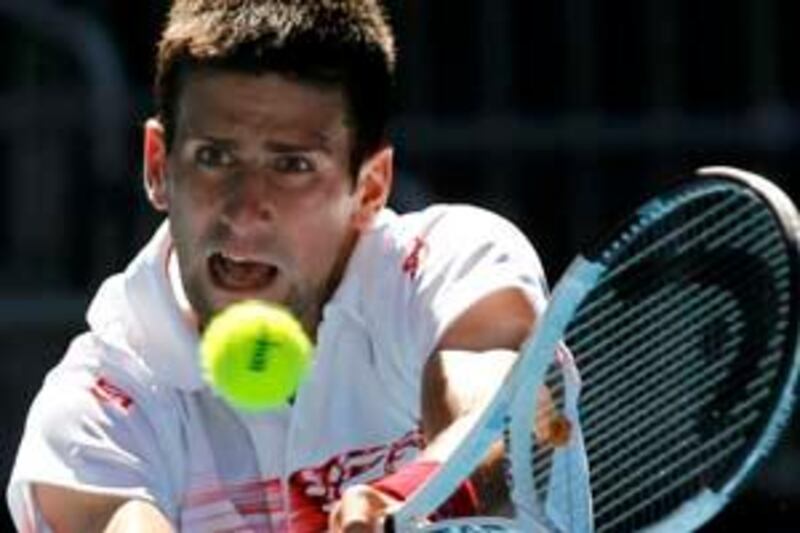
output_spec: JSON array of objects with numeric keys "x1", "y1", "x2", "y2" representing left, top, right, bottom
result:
[
  {"x1": 33, "y1": 483, "x2": 174, "y2": 533},
  {"x1": 420, "y1": 287, "x2": 534, "y2": 464},
  {"x1": 418, "y1": 349, "x2": 517, "y2": 512},
  {"x1": 419, "y1": 349, "x2": 517, "y2": 454},
  {"x1": 331, "y1": 289, "x2": 536, "y2": 529}
]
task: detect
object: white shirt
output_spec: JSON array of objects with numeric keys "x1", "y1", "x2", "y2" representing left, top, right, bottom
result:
[{"x1": 7, "y1": 205, "x2": 554, "y2": 532}]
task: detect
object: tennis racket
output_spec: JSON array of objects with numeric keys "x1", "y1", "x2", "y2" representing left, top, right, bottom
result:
[{"x1": 385, "y1": 166, "x2": 800, "y2": 532}]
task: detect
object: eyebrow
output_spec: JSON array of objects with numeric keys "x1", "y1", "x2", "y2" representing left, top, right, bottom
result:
[
  {"x1": 184, "y1": 131, "x2": 335, "y2": 155},
  {"x1": 264, "y1": 135, "x2": 334, "y2": 154},
  {"x1": 181, "y1": 129, "x2": 236, "y2": 147},
  {"x1": 188, "y1": 135, "x2": 236, "y2": 147}
]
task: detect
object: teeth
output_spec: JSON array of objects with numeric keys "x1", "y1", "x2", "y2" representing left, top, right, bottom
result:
[
  {"x1": 220, "y1": 252, "x2": 265, "y2": 266},
  {"x1": 209, "y1": 252, "x2": 277, "y2": 291},
  {"x1": 222, "y1": 252, "x2": 249, "y2": 263}
]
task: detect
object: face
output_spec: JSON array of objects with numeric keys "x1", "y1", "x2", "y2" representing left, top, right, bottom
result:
[{"x1": 144, "y1": 71, "x2": 392, "y2": 335}]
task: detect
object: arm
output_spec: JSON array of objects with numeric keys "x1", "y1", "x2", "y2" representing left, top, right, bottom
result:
[
  {"x1": 8, "y1": 341, "x2": 183, "y2": 533},
  {"x1": 330, "y1": 287, "x2": 536, "y2": 532},
  {"x1": 33, "y1": 484, "x2": 175, "y2": 533}
]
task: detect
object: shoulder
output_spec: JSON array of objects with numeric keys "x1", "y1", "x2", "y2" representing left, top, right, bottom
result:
[
  {"x1": 397, "y1": 204, "x2": 537, "y2": 262},
  {"x1": 394, "y1": 204, "x2": 544, "y2": 281},
  {"x1": 344, "y1": 204, "x2": 545, "y2": 296},
  {"x1": 360, "y1": 205, "x2": 536, "y2": 276},
  {"x1": 384, "y1": 204, "x2": 525, "y2": 240},
  {"x1": 9, "y1": 331, "x2": 185, "y2": 517},
  {"x1": 56, "y1": 331, "x2": 164, "y2": 396},
  {"x1": 31, "y1": 331, "x2": 181, "y2": 443},
  {"x1": 343, "y1": 204, "x2": 547, "y2": 364}
]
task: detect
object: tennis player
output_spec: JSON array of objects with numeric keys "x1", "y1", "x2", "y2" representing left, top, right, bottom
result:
[{"x1": 7, "y1": 1, "x2": 587, "y2": 531}]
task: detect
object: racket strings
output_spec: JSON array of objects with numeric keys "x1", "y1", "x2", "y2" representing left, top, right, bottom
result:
[
  {"x1": 601, "y1": 394, "x2": 767, "y2": 520},
  {"x1": 540, "y1": 304, "x2": 722, "y2": 466},
  {"x1": 569, "y1": 197, "x2": 777, "y2": 343},
  {"x1": 595, "y1": 405, "x2": 760, "y2": 510},
  {"x1": 581, "y1": 330, "x2": 785, "y2": 469},
  {"x1": 535, "y1": 318, "x2": 756, "y2": 504},
  {"x1": 582, "y1": 310, "x2": 787, "y2": 530},
  {"x1": 568, "y1": 265, "x2": 774, "y2": 389},
  {"x1": 577, "y1": 264, "x2": 755, "y2": 382},
  {"x1": 584, "y1": 347, "x2": 774, "y2": 491},
  {"x1": 570, "y1": 232, "x2": 783, "y2": 371},
  {"x1": 538, "y1": 232, "x2": 787, "y2": 421},
  {"x1": 576, "y1": 229, "x2": 789, "y2": 417},
  {"x1": 526, "y1": 188, "x2": 794, "y2": 531},
  {"x1": 587, "y1": 224, "x2": 790, "y2": 527},
  {"x1": 597, "y1": 410, "x2": 761, "y2": 530},
  {"x1": 540, "y1": 202, "x2": 788, "y2": 408},
  {"x1": 595, "y1": 190, "x2": 752, "y2": 291},
  {"x1": 573, "y1": 290, "x2": 787, "y2": 446},
  {"x1": 527, "y1": 274, "x2": 785, "y2": 511},
  {"x1": 538, "y1": 307, "x2": 783, "y2": 468},
  {"x1": 579, "y1": 194, "x2": 770, "y2": 324},
  {"x1": 577, "y1": 253, "x2": 786, "y2": 417},
  {"x1": 582, "y1": 328, "x2": 742, "y2": 466}
]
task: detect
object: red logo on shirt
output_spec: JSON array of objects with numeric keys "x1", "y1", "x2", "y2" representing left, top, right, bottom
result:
[
  {"x1": 402, "y1": 237, "x2": 428, "y2": 280},
  {"x1": 288, "y1": 429, "x2": 424, "y2": 532},
  {"x1": 90, "y1": 376, "x2": 134, "y2": 412},
  {"x1": 180, "y1": 430, "x2": 424, "y2": 532}
]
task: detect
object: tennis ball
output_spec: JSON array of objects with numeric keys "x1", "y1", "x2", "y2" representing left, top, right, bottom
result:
[{"x1": 200, "y1": 300, "x2": 312, "y2": 412}]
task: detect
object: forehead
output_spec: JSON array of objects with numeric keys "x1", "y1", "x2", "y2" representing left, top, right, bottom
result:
[{"x1": 174, "y1": 70, "x2": 351, "y2": 144}]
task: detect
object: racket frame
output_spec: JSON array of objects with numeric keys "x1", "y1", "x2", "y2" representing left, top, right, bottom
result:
[{"x1": 386, "y1": 166, "x2": 800, "y2": 533}]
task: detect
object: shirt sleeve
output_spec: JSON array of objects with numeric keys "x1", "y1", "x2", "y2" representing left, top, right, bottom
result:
[
  {"x1": 6, "y1": 334, "x2": 184, "y2": 531},
  {"x1": 409, "y1": 205, "x2": 549, "y2": 359},
  {"x1": 369, "y1": 205, "x2": 550, "y2": 394}
]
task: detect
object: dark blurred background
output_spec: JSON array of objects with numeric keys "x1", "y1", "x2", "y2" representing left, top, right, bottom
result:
[{"x1": 1, "y1": 0, "x2": 798, "y2": 530}]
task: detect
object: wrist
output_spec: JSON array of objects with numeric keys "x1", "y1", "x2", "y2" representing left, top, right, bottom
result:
[
  {"x1": 369, "y1": 460, "x2": 441, "y2": 501},
  {"x1": 370, "y1": 460, "x2": 479, "y2": 518}
]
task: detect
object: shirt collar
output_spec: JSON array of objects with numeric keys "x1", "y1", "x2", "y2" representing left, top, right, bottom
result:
[{"x1": 121, "y1": 221, "x2": 205, "y2": 390}]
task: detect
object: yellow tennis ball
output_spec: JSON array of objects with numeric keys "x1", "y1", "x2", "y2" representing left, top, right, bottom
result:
[{"x1": 200, "y1": 300, "x2": 312, "y2": 412}]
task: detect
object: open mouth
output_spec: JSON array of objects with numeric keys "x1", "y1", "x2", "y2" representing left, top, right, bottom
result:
[{"x1": 208, "y1": 252, "x2": 279, "y2": 292}]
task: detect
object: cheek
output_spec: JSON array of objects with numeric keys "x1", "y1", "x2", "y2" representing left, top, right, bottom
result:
[
  {"x1": 170, "y1": 166, "x2": 222, "y2": 209},
  {"x1": 292, "y1": 176, "x2": 358, "y2": 225},
  {"x1": 286, "y1": 186, "x2": 358, "y2": 262},
  {"x1": 167, "y1": 168, "x2": 225, "y2": 233},
  {"x1": 316, "y1": 194, "x2": 355, "y2": 229}
]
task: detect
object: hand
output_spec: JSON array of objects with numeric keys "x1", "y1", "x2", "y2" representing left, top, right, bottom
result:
[
  {"x1": 535, "y1": 386, "x2": 572, "y2": 447},
  {"x1": 328, "y1": 484, "x2": 401, "y2": 533}
]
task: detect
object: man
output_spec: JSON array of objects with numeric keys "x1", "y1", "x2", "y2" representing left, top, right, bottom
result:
[{"x1": 7, "y1": 1, "x2": 580, "y2": 531}]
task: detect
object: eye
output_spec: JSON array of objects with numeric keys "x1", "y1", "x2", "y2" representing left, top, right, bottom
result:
[
  {"x1": 194, "y1": 144, "x2": 234, "y2": 169},
  {"x1": 272, "y1": 154, "x2": 315, "y2": 174}
]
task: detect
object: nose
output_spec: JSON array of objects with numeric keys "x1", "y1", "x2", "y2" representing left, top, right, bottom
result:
[{"x1": 221, "y1": 171, "x2": 276, "y2": 230}]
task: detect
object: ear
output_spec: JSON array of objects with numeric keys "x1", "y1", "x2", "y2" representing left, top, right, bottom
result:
[
  {"x1": 143, "y1": 118, "x2": 170, "y2": 212},
  {"x1": 352, "y1": 146, "x2": 393, "y2": 230}
]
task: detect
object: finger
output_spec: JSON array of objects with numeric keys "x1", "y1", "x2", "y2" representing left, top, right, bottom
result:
[{"x1": 336, "y1": 485, "x2": 390, "y2": 533}]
